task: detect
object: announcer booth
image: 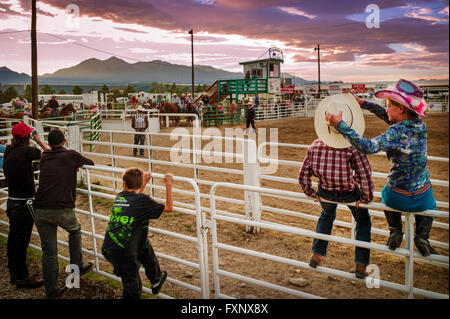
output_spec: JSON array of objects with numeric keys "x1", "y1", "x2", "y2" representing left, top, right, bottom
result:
[{"x1": 217, "y1": 48, "x2": 285, "y2": 104}]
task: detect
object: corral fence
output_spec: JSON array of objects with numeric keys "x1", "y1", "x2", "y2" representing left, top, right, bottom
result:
[{"x1": 0, "y1": 123, "x2": 448, "y2": 299}]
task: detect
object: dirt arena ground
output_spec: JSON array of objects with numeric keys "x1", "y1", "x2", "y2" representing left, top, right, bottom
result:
[{"x1": 0, "y1": 112, "x2": 448, "y2": 299}]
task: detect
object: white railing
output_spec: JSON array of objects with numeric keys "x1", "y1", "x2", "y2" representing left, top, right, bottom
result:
[
  {"x1": 257, "y1": 142, "x2": 450, "y2": 255},
  {"x1": 0, "y1": 123, "x2": 448, "y2": 299},
  {"x1": 0, "y1": 165, "x2": 210, "y2": 299},
  {"x1": 209, "y1": 182, "x2": 449, "y2": 299}
]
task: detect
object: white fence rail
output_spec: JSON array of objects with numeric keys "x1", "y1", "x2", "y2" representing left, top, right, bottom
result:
[
  {"x1": 0, "y1": 122, "x2": 448, "y2": 299},
  {"x1": 209, "y1": 183, "x2": 449, "y2": 299}
]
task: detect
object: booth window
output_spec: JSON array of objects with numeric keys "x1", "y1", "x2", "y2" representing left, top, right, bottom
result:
[{"x1": 269, "y1": 63, "x2": 279, "y2": 78}]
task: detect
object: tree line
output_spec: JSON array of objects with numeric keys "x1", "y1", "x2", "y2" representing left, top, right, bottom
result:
[{"x1": 0, "y1": 82, "x2": 212, "y2": 104}]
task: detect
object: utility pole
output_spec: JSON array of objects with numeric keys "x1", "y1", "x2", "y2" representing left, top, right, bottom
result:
[
  {"x1": 188, "y1": 29, "x2": 194, "y2": 99},
  {"x1": 31, "y1": 0, "x2": 38, "y2": 119},
  {"x1": 314, "y1": 44, "x2": 321, "y2": 99}
]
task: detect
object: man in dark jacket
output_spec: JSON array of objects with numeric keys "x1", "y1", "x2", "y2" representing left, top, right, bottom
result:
[
  {"x1": 245, "y1": 103, "x2": 256, "y2": 134},
  {"x1": 3, "y1": 122, "x2": 49, "y2": 288},
  {"x1": 34, "y1": 129, "x2": 95, "y2": 298}
]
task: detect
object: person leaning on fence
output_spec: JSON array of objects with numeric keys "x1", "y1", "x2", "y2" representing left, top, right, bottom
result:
[
  {"x1": 245, "y1": 103, "x2": 256, "y2": 134},
  {"x1": 2, "y1": 123, "x2": 49, "y2": 288},
  {"x1": 33, "y1": 129, "x2": 95, "y2": 299},
  {"x1": 101, "y1": 168, "x2": 173, "y2": 299},
  {"x1": 299, "y1": 94, "x2": 374, "y2": 279},
  {"x1": 325, "y1": 80, "x2": 439, "y2": 257},
  {"x1": 132, "y1": 106, "x2": 149, "y2": 157}
]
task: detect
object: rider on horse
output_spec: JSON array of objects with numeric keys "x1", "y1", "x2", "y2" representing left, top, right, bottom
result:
[{"x1": 171, "y1": 93, "x2": 181, "y2": 113}]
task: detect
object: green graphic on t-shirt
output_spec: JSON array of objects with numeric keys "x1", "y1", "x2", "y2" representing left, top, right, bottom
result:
[{"x1": 107, "y1": 196, "x2": 135, "y2": 248}]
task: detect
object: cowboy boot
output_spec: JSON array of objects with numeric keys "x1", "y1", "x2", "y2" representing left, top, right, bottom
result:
[
  {"x1": 414, "y1": 215, "x2": 438, "y2": 257},
  {"x1": 384, "y1": 211, "x2": 403, "y2": 250}
]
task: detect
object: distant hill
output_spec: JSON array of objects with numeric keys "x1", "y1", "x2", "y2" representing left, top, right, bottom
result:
[
  {"x1": 38, "y1": 57, "x2": 244, "y2": 85},
  {"x1": 0, "y1": 66, "x2": 31, "y2": 84},
  {"x1": 0, "y1": 57, "x2": 314, "y2": 85}
]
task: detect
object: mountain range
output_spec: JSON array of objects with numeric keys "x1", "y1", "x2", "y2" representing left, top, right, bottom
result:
[{"x1": 1, "y1": 57, "x2": 311, "y2": 85}]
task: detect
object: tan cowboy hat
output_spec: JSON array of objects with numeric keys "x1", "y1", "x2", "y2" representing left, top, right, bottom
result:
[
  {"x1": 314, "y1": 93, "x2": 365, "y2": 149},
  {"x1": 137, "y1": 106, "x2": 145, "y2": 112}
]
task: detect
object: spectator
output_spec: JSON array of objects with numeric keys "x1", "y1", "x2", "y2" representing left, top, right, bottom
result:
[
  {"x1": 186, "y1": 93, "x2": 194, "y2": 105},
  {"x1": 299, "y1": 95, "x2": 373, "y2": 278},
  {"x1": 33, "y1": 129, "x2": 95, "y2": 298},
  {"x1": 3, "y1": 123, "x2": 49, "y2": 288},
  {"x1": 132, "y1": 106, "x2": 149, "y2": 157},
  {"x1": 102, "y1": 168, "x2": 173, "y2": 299},
  {"x1": 201, "y1": 93, "x2": 210, "y2": 109},
  {"x1": 245, "y1": 103, "x2": 256, "y2": 134},
  {"x1": 326, "y1": 80, "x2": 439, "y2": 257},
  {"x1": 180, "y1": 94, "x2": 186, "y2": 112},
  {"x1": 24, "y1": 105, "x2": 32, "y2": 116},
  {"x1": 0, "y1": 141, "x2": 6, "y2": 170}
]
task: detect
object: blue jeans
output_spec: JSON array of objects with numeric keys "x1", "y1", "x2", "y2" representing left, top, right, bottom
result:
[
  {"x1": 133, "y1": 133, "x2": 145, "y2": 156},
  {"x1": 34, "y1": 208, "x2": 84, "y2": 298},
  {"x1": 312, "y1": 188, "x2": 372, "y2": 266}
]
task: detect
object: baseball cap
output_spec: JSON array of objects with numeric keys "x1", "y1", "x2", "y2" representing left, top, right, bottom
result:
[
  {"x1": 48, "y1": 129, "x2": 65, "y2": 146},
  {"x1": 12, "y1": 122, "x2": 33, "y2": 138}
]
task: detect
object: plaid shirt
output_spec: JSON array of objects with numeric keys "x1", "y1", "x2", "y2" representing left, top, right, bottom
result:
[{"x1": 298, "y1": 139, "x2": 374, "y2": 203}]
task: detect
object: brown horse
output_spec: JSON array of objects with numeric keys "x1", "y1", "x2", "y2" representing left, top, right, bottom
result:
[
  {"x1": 0, "y1": 110, "x2": 26, "y2": 119},
  {"x1": 158, "y1": 101, "x2": 179, "y2": 126},
  {"x1": 185, "y1": 102, "x2": 200, "y2": 126},
  {"x1": 40, "y1": 103, "x2": 76, "y2": 119}
]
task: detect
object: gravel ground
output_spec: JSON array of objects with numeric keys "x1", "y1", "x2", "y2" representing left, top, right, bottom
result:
[{"x1": 0, "y1": 243, "x2": 122, "y2": 299}]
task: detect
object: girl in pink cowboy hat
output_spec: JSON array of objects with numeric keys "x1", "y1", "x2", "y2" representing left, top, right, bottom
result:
[{"x1": 325, "y1": 79, "x2": 438, "y2": 257}]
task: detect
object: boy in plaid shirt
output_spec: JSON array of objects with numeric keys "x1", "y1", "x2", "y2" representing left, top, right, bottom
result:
[{"x1": 299, "y1": 139, "x2": 374, "y2": 279}]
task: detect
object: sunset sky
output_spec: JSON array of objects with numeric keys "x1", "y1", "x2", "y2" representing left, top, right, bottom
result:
[{"x1": 0, "y1": 0, "x2": 448, "y2": 82}]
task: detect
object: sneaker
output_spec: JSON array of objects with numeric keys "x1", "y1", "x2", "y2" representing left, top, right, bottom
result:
[
  {"x1": 151, "y1": 271, "x2": 167, "y2": 295},
  {"x1": 355, "y1": 264, "x2": 368, "y2": 279},
  {"x1": 16, "y1": 276, "x2": 44, "y2": 289},
  {"x1": 79, "y1": 262, "x2": 94, "y2": 276},
  {"x1": 309, "y1": 254, "x2": 323, "y2": 269}
]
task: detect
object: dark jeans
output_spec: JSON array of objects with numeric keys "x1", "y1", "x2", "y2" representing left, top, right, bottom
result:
[
  {"x1": 312, "y1": 188, "x2": 372, "y2": 266},
  {"x1": 103, "y1": 239, "x2": 162, "y2": 299},
  {"x1": 6, "y1": 199, "x2": 34, "y2": 280},
  {"x1": 133, "y1": 133, "x2": 146, "y2": 156},
  {"x1": 246, "y1": 119, "x2": 256, "y2": 130},
  {"x1": 34, "y1": 208, "x2": 84, "y2": 298}
]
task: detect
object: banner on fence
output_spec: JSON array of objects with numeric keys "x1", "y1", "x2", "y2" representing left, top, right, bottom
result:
[
  {"x1": 352, "y1": 84, "x2": 366, "y2": 93},
  {"x1": 280, "y1": 85, "x2": 294, "y2": 94},
  {"x1": 328, "y1": 84, "x2": 342, "y2": 94}
]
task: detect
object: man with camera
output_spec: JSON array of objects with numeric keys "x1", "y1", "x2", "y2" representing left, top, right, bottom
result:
[{"x1": 3, "y1": 123, "x2": 49, "y2": 288}]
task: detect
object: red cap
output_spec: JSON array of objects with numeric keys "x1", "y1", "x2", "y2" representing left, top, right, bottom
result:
[{"x1": 12, "y1": 122, "x2": 33, "y2": 138}]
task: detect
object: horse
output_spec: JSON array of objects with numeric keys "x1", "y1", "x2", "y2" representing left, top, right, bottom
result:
[
  {"x1": 0, "y1": 109, "x2": 26, "y2": 119},
  {"x1": 158, "y1": 101, "x2": 179, "y2": 127},
  {"x1": 40, "y1": 103, "x2": 76, "y2": 119},
  {"x1": 185, "y1": 102, "x2": 200, "y2": 127}
]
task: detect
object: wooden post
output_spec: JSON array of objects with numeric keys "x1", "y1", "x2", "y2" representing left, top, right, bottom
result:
[{"x1": 31, "y1": 0, "x2": 39, "y2": 120}]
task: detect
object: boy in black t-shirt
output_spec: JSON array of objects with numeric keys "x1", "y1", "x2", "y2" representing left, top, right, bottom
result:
[{"x1": 102, "y1": 168, "x2": 173, "y2": 299}]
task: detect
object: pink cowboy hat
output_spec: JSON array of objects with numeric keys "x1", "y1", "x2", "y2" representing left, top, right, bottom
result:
[{"x1": 375, "y1": 79, "x2": 428, "y2": 117}]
